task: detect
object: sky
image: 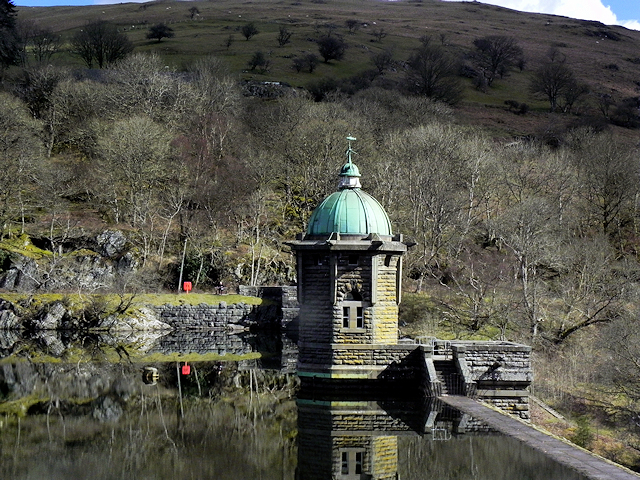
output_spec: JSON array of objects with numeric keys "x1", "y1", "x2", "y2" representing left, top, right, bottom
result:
[
  {"x1": 443, "y1": 0, "x2": 640, "y2": 30},
  {"x1": 12, "y1": 0, "x2": 640, "y2": 32}
]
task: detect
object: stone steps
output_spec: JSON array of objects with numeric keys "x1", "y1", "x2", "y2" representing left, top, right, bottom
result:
[{"x1": 434, "y1": 360, "x2": 463, "y2": 396}]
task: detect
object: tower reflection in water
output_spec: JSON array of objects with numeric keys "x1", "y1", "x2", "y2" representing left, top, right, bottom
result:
[
  {"x1": 295, "y1": 391, "x2": 588, "y2": 480},
  {"x1": 296, "y1": 393, "x2": 464, "y2": 480}
]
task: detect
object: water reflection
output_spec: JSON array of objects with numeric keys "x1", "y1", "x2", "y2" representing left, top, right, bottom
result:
[
  {"x1": 295, "y1": 395, "x2": 588, "y2": 480},
  {"x1": 1, "y1": 360, "x2": 297, "y2": 480},
  {"x1": 0, "y1": 339, "x2": 589, "y2": 480}
]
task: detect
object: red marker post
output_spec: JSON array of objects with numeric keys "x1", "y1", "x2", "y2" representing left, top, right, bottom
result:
[{"x1": 183, "y1": 281, "x2": 192, "y2": 294}]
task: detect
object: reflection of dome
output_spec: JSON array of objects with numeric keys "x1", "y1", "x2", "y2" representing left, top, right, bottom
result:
[{"x1": 306, "y1": 159, "x2": 392, "y2": 236}]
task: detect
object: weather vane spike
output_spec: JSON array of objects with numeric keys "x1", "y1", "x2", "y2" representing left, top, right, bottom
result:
[{"x1": 346, "y1": 135, "x2": 357, "y2": 164}]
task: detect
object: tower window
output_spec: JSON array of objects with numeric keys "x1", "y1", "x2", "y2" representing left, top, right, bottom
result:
[
  {"x1": 348, "y1": 254, "x2": 359, "y2": 265},
  {"x1": 339, "y1": 449, "x2": 366, "y2": 478},
  {"x1": 341, "y1": 302, "x2": 365, "y2": 330},
  {"x1": 341, "y1": 452, "x2": 349, "y2": 475}
]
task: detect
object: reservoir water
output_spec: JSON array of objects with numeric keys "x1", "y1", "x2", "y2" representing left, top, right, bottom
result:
[{"x1": 0, "y1": 331, "x2": 590, "y2": 479}]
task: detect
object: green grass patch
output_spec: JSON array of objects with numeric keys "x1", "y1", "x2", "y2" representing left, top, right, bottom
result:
[
  {"x1": 0, "y1": 293, "x2": 263, "y2": 309},
  {"x1": 133, "y1": 293, "x2": 263, "y2": 307},
  {"x1": 0, "y1": 350, "x2": 261, "y2": 366},
  {"x1": 135, "y1": 351, "x2": 262, "y2": 363},
  {"x1": 0, "y1": 234, "x2": 52, "y2": 261},
  {"x1": 0, "y1": 394, "x2": 47, "y2": 416}
]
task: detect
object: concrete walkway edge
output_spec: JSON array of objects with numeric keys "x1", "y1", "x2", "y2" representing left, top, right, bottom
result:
[{"x1": 441, "y1": 395, "x2": 640, "y2": 480}]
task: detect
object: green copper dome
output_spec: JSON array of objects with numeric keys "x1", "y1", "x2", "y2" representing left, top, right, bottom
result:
[
  {"x1": 306, "y1": 137, "x2": 392, "y2": 237},
  {"x1": 306, "y1": 187, "x2": 393, "y2": 236}
]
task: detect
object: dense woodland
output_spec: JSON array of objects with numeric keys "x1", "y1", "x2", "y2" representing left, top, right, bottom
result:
[{"x1": 2, "y1": 0, "x2": 640, "y2": 467}]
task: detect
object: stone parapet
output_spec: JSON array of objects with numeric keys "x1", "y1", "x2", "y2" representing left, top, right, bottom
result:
[
  {"x1": 452, "y1": 341, "x2": 532, "y2": 386},
  {"x1": 450, "y1": 341, "x2": 532, "y2": 420}
]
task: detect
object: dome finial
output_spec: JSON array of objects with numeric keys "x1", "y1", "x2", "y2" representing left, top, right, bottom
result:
[
  {"x1": 339, "y1": 135, "x2": 361, "y2": 189},
  {"x1": 346, "y1": 135, "x2": 357, "y2": 164}
]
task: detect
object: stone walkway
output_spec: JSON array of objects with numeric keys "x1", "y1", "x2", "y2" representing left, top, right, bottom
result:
[{"x1": 441, "y1": 396, "x2": 640, "y2": 480}]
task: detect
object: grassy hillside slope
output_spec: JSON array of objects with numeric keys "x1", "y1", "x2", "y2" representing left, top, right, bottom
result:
[{"x1": 15, "y1": 0, "x2": 640, "y2": 138}]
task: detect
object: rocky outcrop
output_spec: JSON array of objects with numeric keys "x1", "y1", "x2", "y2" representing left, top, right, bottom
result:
[
  {"x1": 0, "y1": 300, "x2": 20, "y2": 329},
  {"x1": 0, "y1": 230, "x2": 137, "y2": 293},
  {"x1": 97, "y1": 230, "x2": 127, "y2": 258},
  {"x1": 36, "y1": 301, "x2": 68, "y2": 330},
  {"x1": 0, "y1": 255, "x2": 40, "y2": 291}
]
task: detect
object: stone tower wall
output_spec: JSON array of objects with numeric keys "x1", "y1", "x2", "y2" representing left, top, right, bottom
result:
[
  {"x1": 372, "y1": 254, "x2": 400, "y2": 344},
  {"x1": 334, "y1": 253, "x2": 374, "y2": 344},
  {"x1": 298, "y1": 254, "x2": 334, "y2": 344}
]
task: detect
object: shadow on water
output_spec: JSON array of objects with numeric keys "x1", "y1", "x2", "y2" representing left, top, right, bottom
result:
[{"x1": 0, "y1": 332, "x2": 590, "y2": 480}]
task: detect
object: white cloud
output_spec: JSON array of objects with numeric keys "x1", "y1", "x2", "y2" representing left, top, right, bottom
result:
[
  {"x1": 621, "y1": 19, "x2": 640, "y2": 31},
  {"x1": 442, "y1": 0, "x2": 640, "y2": 30},
  {"x1": 94, "y1": 0, "x2": 150, "y2": 3}
]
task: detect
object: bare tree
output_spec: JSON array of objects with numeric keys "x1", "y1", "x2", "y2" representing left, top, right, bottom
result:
[
  {"x1": 383, "y1": 124, "x2": 483, "y2": 290},
  {"x1": 93, "y1": 116, "x2": 173, "y2": 227},
  {"x1": 292, "y1": 53, "x2": 318, "y2": 73},
  {"x1": 317, "y1": 35, "x2": 346, "y2": 63},
  {"x1": 568, "y1": 131, "x2": 638, "y2": 241},
  {"x1": 248, "y1": 50, "x2": 270, "y2": 73},
  {"x1": 31, "y1": 27, "x2": 60, "y2": 63},
  {"x1": 549, "y1": 237, "x2": 630, "y2": 344},
  {"x1": 71, "y1": 20, "x2": 133, "y2": 68},
  {"x1": 370, "y1": 28, "x2": 387, "y2": 42},
  {"x1": 241, "y1": 22, "x2": 259, "y2": 41},
  {"x1": 224, "y1": 34, "x2": 234, "y2": 50},
  {"x1": 0, "y1": 92, "x2": 44, "y2": 237},
  {"x1": 472, "y1": 35, "x2": 523, "y2": 87},
  {"x1": 530, "y1": 57, "x2": 587, "y2": 113},
  {"x1": 495, "y1": 197, "x2": 563, "y2": 338},
  {"x1": 146, "y1": 23, "x2": 174, "y2": 43},
  {"x1": 277, "y1": 26, "x2": 292, "y2": 47},
  {"x1": 371, "y1": 48, "x2": 393, "y2": 74},
  {"x1": 404, "y1": 42, "x2": 463, "y2": 105},
  {"x1": 345, "y1": 19, "x2": 359, "y2": 34}
]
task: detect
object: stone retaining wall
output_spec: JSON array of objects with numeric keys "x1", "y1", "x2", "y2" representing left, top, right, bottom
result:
[
  {"x1": 148, "y1": 330, "x2": 253, "y2": 356},
  {"x1": 153, "y1": 302, "x2": 257, "y2": 330}
]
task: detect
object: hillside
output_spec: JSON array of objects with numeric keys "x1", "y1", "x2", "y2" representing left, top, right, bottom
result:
[
  {"x1": 14, "y1": 0, "x2": 640, "y2": 139},
  {"x1": 3, "y1": 0, "x2": 640, "y2": 469}
]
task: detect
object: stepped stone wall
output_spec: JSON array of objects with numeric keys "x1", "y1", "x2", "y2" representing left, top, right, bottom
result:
[
  {"x1": 238, "y1": 286, "x2": 299, "y2": 326},
  {"x1": 452, "y1": 342, "x2": 532, "y2": 420},
  {"x1": 453, "y1": 342, "x2": 532, "y2": 385}
]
